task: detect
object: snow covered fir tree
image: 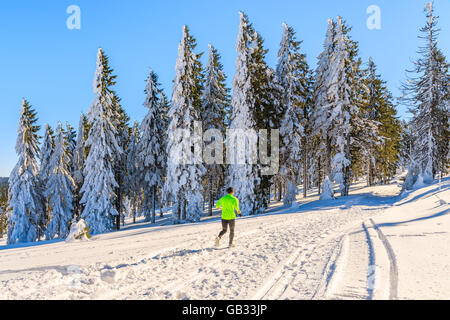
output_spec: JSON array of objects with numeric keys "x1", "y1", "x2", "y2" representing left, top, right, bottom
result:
[
  {"x1": 276, "y1": 23, "x2": 310, "y2": 207},
  {"x1": 227, "y1": 12, "x2": 265, "y2": 216},
  {"x1": 402, "y1": 3, "x2": 449, "y2": 189},
  {"x1": 3, "y1": 5, "x2": 448, "y2": 243},
  {"x1": 164, "y1": 26, "x2": 206, "y2": 223},
  {"x1": 137, "y1": 70, "x2": 167, "y2": 223},
  {"x1": 44, "y1": 123, "x2": 75, "y2": 239},
  {"x1": 202, "y1": 44, "x2": 230, "y2": 216},
  {"x1": 80, "y1": 48, "x2": 123, "y2": 234},
  {"x1": 7, "y1": 100, "x2": 43, "y2": 244}
]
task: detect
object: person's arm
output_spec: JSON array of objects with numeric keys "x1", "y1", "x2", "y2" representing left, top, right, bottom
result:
[
  {"x1": 216, "y1": 198, "x2": 222, "y2": 209},
  {"x1": 235, "y1": 199, "x2": 242, "y2": 217}
]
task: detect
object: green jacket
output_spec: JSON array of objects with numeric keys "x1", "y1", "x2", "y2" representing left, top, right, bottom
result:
[{"x1": 216, "y1": 194, "x2": 240, "y2": 220}]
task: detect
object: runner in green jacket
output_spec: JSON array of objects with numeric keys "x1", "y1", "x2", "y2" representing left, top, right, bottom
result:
[{"x1": 215, "y1": 187, "x2": 242, "y2": 248}]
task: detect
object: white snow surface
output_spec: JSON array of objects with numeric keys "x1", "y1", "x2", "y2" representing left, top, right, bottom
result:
[{"x1": 0, "y1": 178, "x2": 448, "y2": 300}]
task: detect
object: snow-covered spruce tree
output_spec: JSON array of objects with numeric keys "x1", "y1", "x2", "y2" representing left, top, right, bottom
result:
[
  {"x1": 251, "y1": 31, "x2": 282, "y2": 210},
  {"x1": 73, "y1": 113, "x2": 89, "y2": 218},
  {"x1": 164, "y1": 26, "x2": 205, "y2": 223},
  {"x1": 38, "y1": 124, "x2": 54, "y2": 233},
  {"x1": 111, "y1": 95, "x2": 130, "y2": 230},
  {"x1": 311, "y1": 18, "x2": 336, "y2": 183},
  {"x1": 45, "y1": 123, "x2": 75, "y2": 239},
  {"x1": 358, "y1": 58, "x2": 381, "y2": 186},
  {"x1": 159, "y1": 92, "x2": 170, "y2": 218},
  {"x1": 202, "y1": 44, "x2": 230, "y2": 215},
  {"x1": 8, "y1": 100, "x2": 43, "y2": 244},
  {"x1": 227, "y1": 12, "x2": 264, "y2": 216},
  {"x1": 80, "y1": 48, "x2": 121, "y2": 234},
  {"x1": 276, "y1": 23, "x2": 311, "y2": 206},
  {"x1": 402, "y1": 3, "x2": 449, "y2": 183},
  {"x1": 138, "y1": 70, "x2": 167, "y2": 223},
  {"x1": 313, "y1": 17, "x2": 366, "y2": 197},
  {"x1": 327, "y1": 16, "x2": 361, "y2": 197},
  {"x1": 314, "y1": 17, "x2": 362, "y2": 197},
  {"x1": 126, "y1": 121, "x2": 141, "y2": 223},
  {"x1": 363, "y1": 58, "x2": 402, "y2": 185},
  {"x1": 347, "y1": 57, "x2": 380, "y2": 186}
]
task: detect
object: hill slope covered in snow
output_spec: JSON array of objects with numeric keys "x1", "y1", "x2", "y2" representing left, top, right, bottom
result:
[{"x1": 0, "y1": 179, "x2": 448, "y2": 300}]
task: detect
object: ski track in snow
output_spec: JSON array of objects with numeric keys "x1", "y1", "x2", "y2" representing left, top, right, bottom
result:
[
  {"x1": 369, "y1": 218, "x2": 399, "y2": 300},
  {"x1": 1, "y1": 179, "x2": 448, "y2": 300}
]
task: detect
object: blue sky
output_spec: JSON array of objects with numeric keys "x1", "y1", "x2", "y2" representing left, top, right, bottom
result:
[{"x1": 0, "y1": 0, "x2": 449, "y2": 177}]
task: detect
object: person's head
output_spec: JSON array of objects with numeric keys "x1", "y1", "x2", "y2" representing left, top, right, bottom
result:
[{"x1": 226, "y1": 187, "x2": 234, "y2": 195}]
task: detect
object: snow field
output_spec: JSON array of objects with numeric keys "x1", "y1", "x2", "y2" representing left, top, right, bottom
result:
[{"x1": 1, "y1": 179, "x2": 448, "y2": 300}]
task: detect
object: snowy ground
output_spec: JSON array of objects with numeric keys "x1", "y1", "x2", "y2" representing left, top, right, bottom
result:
[{"x1": 0, "y1": 178, "x2": 448, "y2": 300}]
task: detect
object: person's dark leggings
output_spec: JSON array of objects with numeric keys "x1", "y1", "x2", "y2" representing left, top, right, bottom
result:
[{"x1": 218, "y1": 219, "x2": 235, "y2": 245}]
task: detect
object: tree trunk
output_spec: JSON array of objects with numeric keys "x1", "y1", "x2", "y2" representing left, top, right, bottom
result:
[
  {"x1": 152, "y1": 187, "x2": 156, "y2": 224},
  {"x1": 326, "y1": 138, "x2": 332, "y2": 178},
  {"x1": 209, "y1": 191, "x2": 213, "y2": 216},
  {"x1": 182, "y1": 199, "x2": 186, "y2": 221},
  {"x1": 277, "y1": 182, "x2": 282, "y2": 202},
  {"x1": 116, "y1": 215, "x2": 120, "y2": 231},
  {"x1": 318, "y1": 156, "x2": 322, "y2": 195},
  {"x1": 202, "y1": 188, "x2": 206, "y2": 211}
]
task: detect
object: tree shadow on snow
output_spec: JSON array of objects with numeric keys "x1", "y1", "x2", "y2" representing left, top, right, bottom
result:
[{"x1": 377, "y1": 207, "x2": 450, "y2": 228}]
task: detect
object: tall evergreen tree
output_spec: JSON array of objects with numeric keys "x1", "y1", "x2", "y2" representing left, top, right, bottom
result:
[
  {"x1": 80, "y1": 48, "x2": 121, "y2": 234},
  {"x1": 202, "y1": 44, "x2": 230, "y2": 215},
  {"x1": 38, "y1": 124, "x2": 54, "y2": 233},
  {"x1": 312, "y1": 17, "x2": 362, "y2": 197},
  {"x1": 164, "y1": 26, "x2": 205, "y2": 223},
  {"x1": 327, "y1": 16, "x2": 361, "y2": 197},
  {"x1": 276, "y1": 23, "x2": 310, "y2": 206},
  {"x1": 227, "y1": 12, "x2": 263, "y2": 216},
  {"x1": 126, "y1": 120, "x2": 141, "y2": 223},
  {"x1": 8, "y1": 100, "x2": 43, "y2": 244},
  {"x1": 251, "y1": 31, "x2": 281, "y2": 210},
  {"x1": 73, "y1": 113, "x2": 89, "y2": 218},
  {"x1": 138, "y1": 70, "x2": 167, "y2": 223},
  {"x1": 361, "y1": 58, "x2": 402, "y2": 185},
  {"x1": 347, "y1": 57, "x2": 378, "y2": 186},
  {"x1": 111, "y1": 95, "x2": 130, "y2": 230},
  {"x1": 402, "y1": 3, "x2": 450, "y2": 184},
  {"x1": 45, "y1": 122, "x2": 75, "y2": 239},
  {"x1": 311, "y1": 18, "x2": 336, "y2": 186}
]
